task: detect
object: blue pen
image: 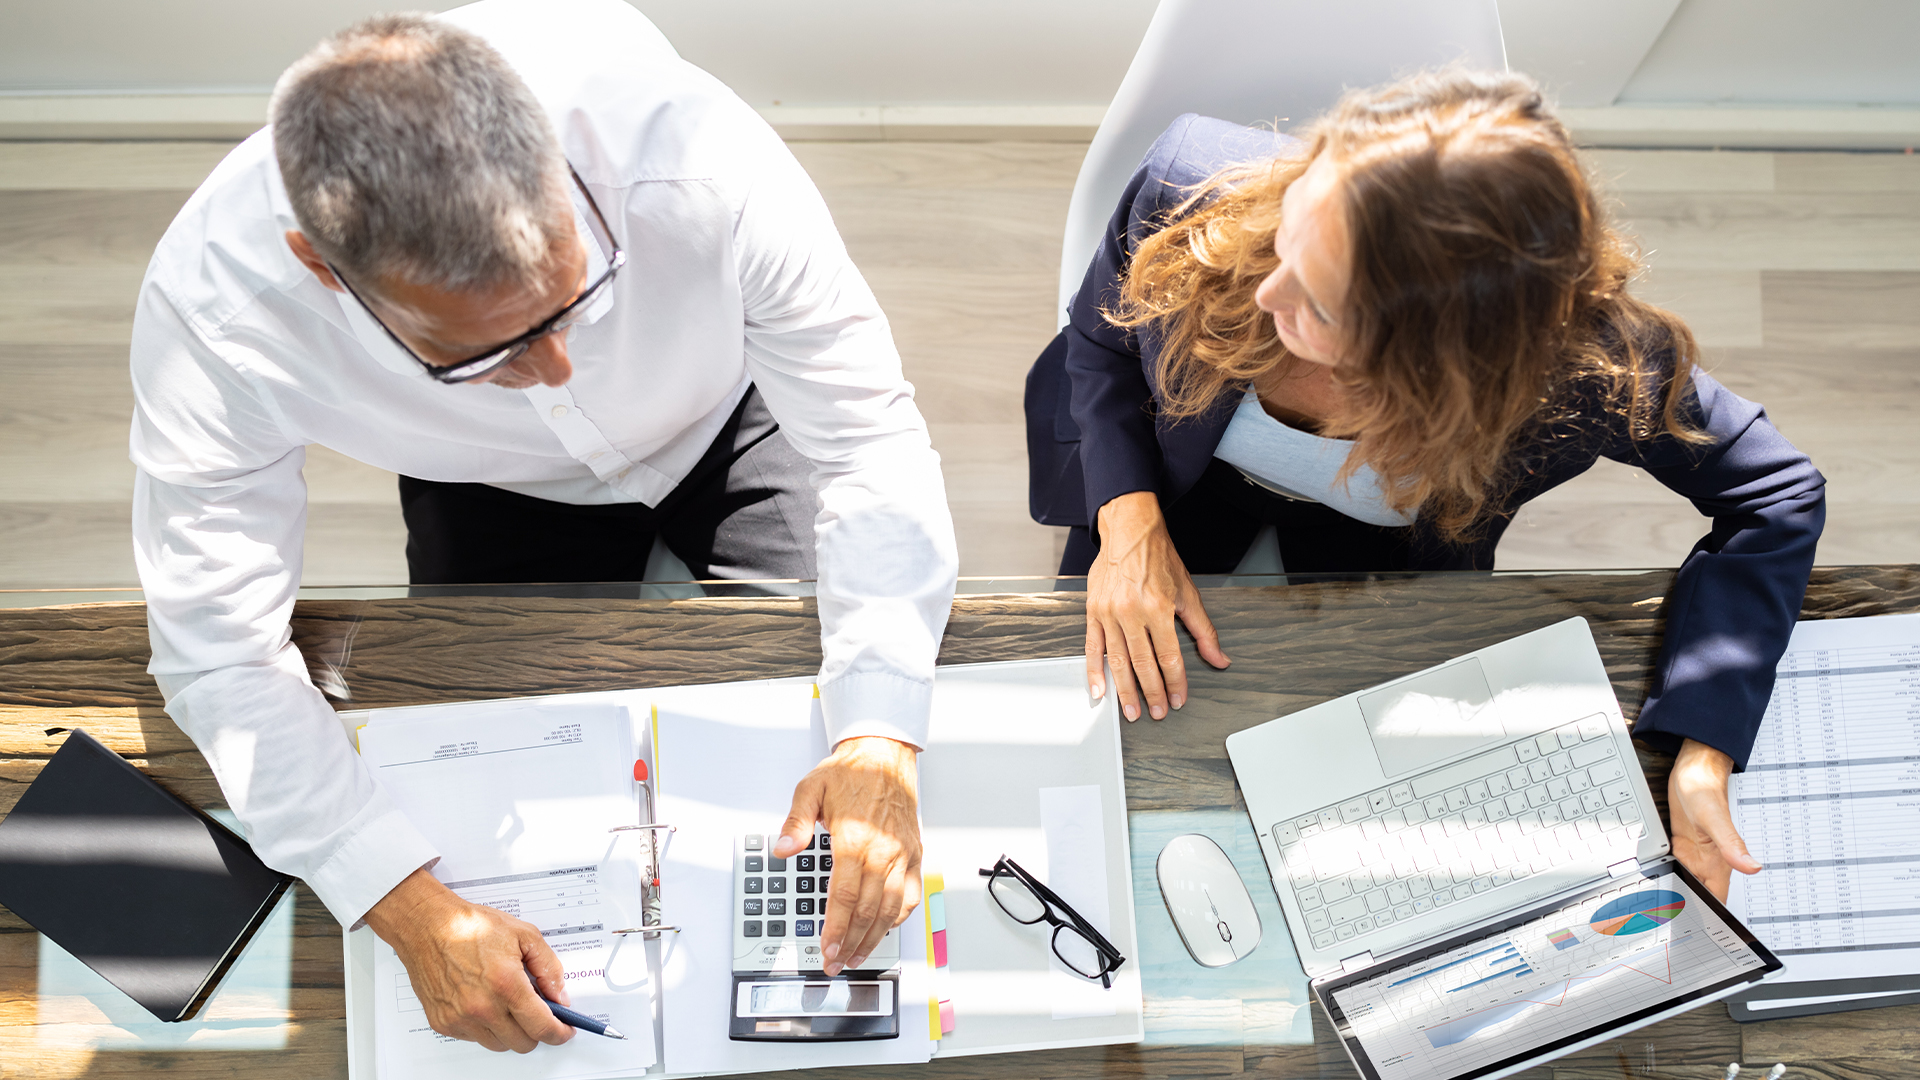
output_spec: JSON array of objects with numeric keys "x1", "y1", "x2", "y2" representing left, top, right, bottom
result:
[{"x1": 531, "y1": 976, "x2": 626, "y2": 1040}]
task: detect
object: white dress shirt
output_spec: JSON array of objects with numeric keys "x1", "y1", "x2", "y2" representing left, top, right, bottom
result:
[{"x1": 128, "y1": 0, "x2": 958, "y2": 928}]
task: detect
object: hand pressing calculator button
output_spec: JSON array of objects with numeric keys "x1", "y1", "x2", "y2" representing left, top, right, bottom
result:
[{"x1": 734, "y1": 828, "x2": 898, "y2": 975}]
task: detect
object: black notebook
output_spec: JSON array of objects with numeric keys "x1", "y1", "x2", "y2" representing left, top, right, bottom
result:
[{"x1": 0, "y1": 728, "x2": 291, "y2": 1022}]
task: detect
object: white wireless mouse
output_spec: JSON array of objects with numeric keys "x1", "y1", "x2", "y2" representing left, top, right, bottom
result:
[{"x1": 1156, "y1": 833, "x2": 1261, "y2": 967}]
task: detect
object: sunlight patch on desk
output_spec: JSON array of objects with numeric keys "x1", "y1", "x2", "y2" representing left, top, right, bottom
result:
[
  {"x1": 35, "y1": 876, "x2": 294, "y2": 1050},
  {"x1": 1127, "y1": 810, "x2": 1314, "y2": 1046},
  {"x1": 927, "y1": 673, "x2": 1102, "y2": 745}
]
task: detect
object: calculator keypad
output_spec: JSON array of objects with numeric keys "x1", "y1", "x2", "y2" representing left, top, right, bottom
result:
[{"x1": 733, "y1": 829, "x2": 899, "y2": 973}]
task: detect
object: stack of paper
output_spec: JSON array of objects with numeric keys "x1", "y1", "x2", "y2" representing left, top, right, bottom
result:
[
  {"x1": 356, "y1": 700, "x2": 658, "y2": 1079},
  {"x1": 1727, "y1": 613, "x2": 1920, "y2": 1019}
]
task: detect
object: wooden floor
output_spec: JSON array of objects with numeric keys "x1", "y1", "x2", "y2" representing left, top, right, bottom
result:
[{"x1": 0, "y1": 140, "x2": 1915, "y2": 589}]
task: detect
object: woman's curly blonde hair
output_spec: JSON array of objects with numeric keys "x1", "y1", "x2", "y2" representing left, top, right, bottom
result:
[{"x1": 1108, "y1": 69, "x2": 1704, "y2": 543}]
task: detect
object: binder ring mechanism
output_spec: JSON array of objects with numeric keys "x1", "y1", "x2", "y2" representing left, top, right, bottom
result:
[{"x1": 610, "y1": 758, "x2": 680, "y2": 937}]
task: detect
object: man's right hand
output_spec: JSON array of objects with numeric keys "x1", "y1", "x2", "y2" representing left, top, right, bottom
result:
[
  {"x1": 1085, "y1": 491, "x2": 1231, "y2": 720},
  {"x1": 363, "y1": 867, "x2": 575, "y2": 1053}
]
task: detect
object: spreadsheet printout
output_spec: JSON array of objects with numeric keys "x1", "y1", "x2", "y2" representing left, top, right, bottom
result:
[
  {"x1": 1328, "y1": 870, "x2": 1765, "y2": 1080},
  {"x1": 1729, "y1": 613, "x2": 1920, "y2": 983}
]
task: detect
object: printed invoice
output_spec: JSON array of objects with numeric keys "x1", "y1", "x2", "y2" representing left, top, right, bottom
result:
[{"x1": 357, "y1": 701, "x2": 657, "y2": 1080}]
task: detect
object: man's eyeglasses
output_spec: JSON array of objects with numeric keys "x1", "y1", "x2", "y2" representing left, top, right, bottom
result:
[
  {"x1": 332, "y1": 166, "x2": 627, "y2": 385},
  {"x1": 979, "y1": 855, "x2": 1126, "y2": 988}
]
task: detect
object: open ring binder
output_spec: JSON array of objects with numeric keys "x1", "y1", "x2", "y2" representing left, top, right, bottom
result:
[{"x1": 608, "y1": 822, "x2": 682, "y2": 937}]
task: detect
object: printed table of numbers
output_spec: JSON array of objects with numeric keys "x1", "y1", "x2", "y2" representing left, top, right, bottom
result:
[{"x1": 1732, "y1": 616, "x2": 1920, "y2": 958}]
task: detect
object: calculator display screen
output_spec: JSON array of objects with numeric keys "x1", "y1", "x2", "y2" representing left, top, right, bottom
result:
[{"x1": 747, "y1": 982, "x2": 881, "y2": 1015}]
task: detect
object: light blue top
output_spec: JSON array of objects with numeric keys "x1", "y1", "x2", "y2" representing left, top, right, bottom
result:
[{"x1": 1211, "y1": 390, "x2": 1415, "y2": 528}]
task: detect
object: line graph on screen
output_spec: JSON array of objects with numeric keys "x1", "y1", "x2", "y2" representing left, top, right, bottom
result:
[{"x1": 1421, "y1": 943, "x2": 1674, "y2": 1049}]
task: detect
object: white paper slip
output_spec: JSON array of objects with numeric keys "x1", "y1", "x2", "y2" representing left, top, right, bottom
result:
[
  {"x1": 1730, "y1": 613, "x2": 1920, "y2": 985},
  {"x1": 358, "y1": 701, "x2": 657, "y2": 1079},
  {"x1": 1040, "y1": 784, "x2": 1117, "y2": 1021}
]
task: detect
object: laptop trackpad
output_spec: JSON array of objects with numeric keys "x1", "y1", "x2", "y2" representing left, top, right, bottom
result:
[{"x1": 1359, "y1": 659, "x2": 1502, "y2": 778}]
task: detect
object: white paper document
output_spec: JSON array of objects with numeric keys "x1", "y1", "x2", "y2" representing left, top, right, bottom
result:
[
  {"x1": 1730, "y1": 613, "x2": 1920, "y2": 985},
  {"x1": 358, "y1": 701, "x2": 658, "y2": 1080},
  {"x1": 1040, "y1": 784, "x2": 1117, "y2": 1021},
  {"x1": 652, "y1": 678, "x2": 937, "y2": 1076}
]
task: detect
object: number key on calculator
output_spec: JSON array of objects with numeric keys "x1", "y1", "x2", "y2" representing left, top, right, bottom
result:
[{"x1": 732, "y1": 828, "x2": 899, "y2": 974}]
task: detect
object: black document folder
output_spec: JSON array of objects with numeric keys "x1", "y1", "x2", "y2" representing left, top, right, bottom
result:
[{"x1": 0, "y1": 728, "x2": 291, "y2": 1022}]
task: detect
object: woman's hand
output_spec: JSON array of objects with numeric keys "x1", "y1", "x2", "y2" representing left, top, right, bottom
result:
[
  {"x1": 1085, "y1": 491, "x2": 1231, "y2": 720},
  {"x1": 1667, "y1": 738, "x2": 1762, "y2": 901}
]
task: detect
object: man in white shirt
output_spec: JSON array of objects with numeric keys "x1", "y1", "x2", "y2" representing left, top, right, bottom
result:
[{"x1": 130, "y1": 0, "x2": 957, "y2": 1052}]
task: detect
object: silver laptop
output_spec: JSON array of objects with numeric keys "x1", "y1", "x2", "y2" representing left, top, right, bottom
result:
[{"x1": 1226, "y1": 617, "x2": 1780, "y2": 1080}]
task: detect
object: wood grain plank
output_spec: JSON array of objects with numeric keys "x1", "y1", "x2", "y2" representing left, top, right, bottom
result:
[
  {"x1": 0, "y1": 143, "x2": 236, "y2": 191},
  {"x1": 0, "y1": 190, "x2": 191, "y2": 266},
  {"x1": 1762, "y1": 271, "x2": 1920, "y2": 350}
]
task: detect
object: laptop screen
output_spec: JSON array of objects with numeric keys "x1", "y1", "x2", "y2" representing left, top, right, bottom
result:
[{"x1": 1318, "y1": 861, "x2": 1779, "y2": 1080}]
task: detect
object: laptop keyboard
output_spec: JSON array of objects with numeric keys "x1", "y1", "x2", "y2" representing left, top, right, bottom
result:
[{"x1": 1270, "y1": 715, "x2": 1648, "y2": 953}]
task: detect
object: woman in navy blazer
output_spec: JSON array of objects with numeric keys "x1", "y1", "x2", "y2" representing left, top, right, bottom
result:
[{"x1": 1025, "y1": 71, "x2": 1824, "y2": 898}]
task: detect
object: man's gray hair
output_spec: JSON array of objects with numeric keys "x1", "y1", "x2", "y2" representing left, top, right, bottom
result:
[{"x1": 271, "y1": 13, "x2": 570, "y2": 296}]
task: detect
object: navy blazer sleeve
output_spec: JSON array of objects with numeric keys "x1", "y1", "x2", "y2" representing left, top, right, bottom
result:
[
  {"x1": 1601, "y1": 368, "x2": 1826, "y2": 769},
  {"x1": 1059, "y1": 115, "x2": 1297, "y2": 526}
]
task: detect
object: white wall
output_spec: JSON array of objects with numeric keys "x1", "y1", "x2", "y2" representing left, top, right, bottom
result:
[
  {"x1": 1617, "y1": 0, "x2": 1920, "y2": 106},
  {"x1": 3, "y1": 0, "x2": 1918, "y2": 109},
  {"x1": 0, "y1": 0, "x2": 1156, "y2": 104}
]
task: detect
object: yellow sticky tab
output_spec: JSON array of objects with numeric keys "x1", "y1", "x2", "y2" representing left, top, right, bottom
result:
[
  {"x1": 922, "y1": 906, "x2": 938, "y2": 1039},
  {"x1": 812, "y1": 683, "x2": 821, "y2": 699},
  {"x1": 924, "y1": 872, "x2": 945, "y2": 896}
]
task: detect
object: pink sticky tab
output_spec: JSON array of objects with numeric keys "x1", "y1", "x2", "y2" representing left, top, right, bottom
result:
[
  {"x1": 932, "y1": 928, "x2": 948, "y2": 968},
  {"x1": 939, "y1": 999, "x2": 956, "y2": 1034}
]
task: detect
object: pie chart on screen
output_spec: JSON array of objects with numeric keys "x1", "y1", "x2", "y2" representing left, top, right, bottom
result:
[{"x1": 1591, "y1": 890, "x2": 1686, "y2": 936}]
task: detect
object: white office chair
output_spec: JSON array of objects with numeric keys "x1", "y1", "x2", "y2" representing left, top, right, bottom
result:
[
  {"x1": 1056, "y1": 0, "x2": 1505, "y2": 575},
  {"x1": 1057, "y1": 0, "x2": 1508, "y2": 326}
]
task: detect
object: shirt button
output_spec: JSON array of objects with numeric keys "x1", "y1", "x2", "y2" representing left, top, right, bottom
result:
[{"x1": 550, "y1": 405, "x2": 568, "y2": 418}]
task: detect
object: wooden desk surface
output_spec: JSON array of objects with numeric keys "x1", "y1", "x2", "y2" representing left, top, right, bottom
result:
[{"x1": 5, "y1": 567, "x2": 1920, "y2": 1079}]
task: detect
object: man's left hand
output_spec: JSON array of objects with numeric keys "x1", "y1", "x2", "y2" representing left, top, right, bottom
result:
[
  {"x1": 776, "y1": 736, "x2": 922, "y2": 976},
  {"x1": 1667, "y1": 737, "x2": 1763, "y2": 901}
]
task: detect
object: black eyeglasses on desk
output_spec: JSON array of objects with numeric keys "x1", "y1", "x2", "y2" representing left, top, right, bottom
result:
[{"x1": 979, "y1": 855, "x2": 1127, "y2": 988}]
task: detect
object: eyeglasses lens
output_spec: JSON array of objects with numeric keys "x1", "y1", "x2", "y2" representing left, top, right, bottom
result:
[
  {"x1": 987, "y1": 870, "x2": 1048, "y2": 923},
  {"x1": 1051, "y1": 925, "x2": 1108, "y2": 977},
  {"x1": 438, "y1": 346, "x2": 524, "y2": 384}
]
